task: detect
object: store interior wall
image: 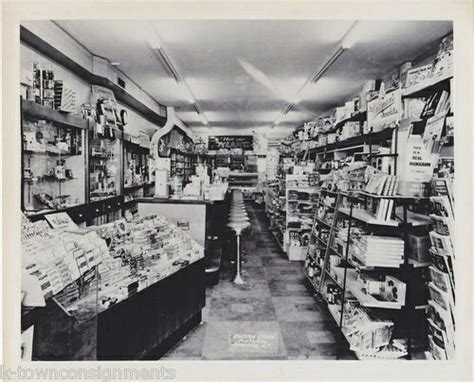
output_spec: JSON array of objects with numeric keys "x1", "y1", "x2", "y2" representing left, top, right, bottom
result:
[
  {"x1": 20, "y1": 20, "x2": 449, "y2": 143},
  {"x1": 20, "y1": 20, "x2": 293, "y2": 143},
  {"x1": 20, "y1": 21, "x2": 168, "y2": 138}
]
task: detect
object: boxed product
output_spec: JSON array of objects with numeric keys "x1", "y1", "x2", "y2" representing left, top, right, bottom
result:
[
  {"x1": 318, "y1": 134, "x2": 328, "y2": 147},
  {"x1": 367, "y1": 87, "x2": 403, "y2": 133},
  {"x1": 399, "y1": 61, "x2": 413, "y2": 88},
  {"x1": 405, "y1": 64, "x2": 433, "y2": 89},
  {"x1": 432, "y1": 33, "x2": 453, "y2": 78},
  {"x1": 406, "y1": 233, "x2": 431, "y2": 263},
  {"x1": 345, "y1": 101, "x2": 355, "y2": 117},
  {"x1": 335, "y1": 106, "x2": 347, "y2": 124},
  {"x1": 341, "y1": 121, "x2": 360, "y2": 140},
  {"x1": 359, "y1": 80, "x2": 377, "y2": 112},
  {"x1": 327, "y1": 133, "x2": 337, "y2": 144},
  {"x1": 361, "y1": 274, "x2": 407, "y2": 306}
]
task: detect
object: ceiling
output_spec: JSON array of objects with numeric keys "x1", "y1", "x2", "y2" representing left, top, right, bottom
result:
[{"x1": 55, "y1": 20, "x2": 452, "y2": 134}]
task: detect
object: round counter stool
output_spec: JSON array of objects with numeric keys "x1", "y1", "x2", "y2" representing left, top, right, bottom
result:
[
  {"x1": 226, "y1": 219, "x2": 251, "y2": 285},
  {"x1": 229, "y1": 208, "x2": 247, "y2": 215}
]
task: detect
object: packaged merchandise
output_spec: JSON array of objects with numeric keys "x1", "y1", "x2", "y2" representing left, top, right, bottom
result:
[
  {"x1": 405, "y1": 64, "x2": 433, "y2": 89},
  {"x1": 22, "y1": 212, "x2": 204, "y2": 319},
  {"x1": 406, "y1": 233, "x2": 431, "y2": 263}
]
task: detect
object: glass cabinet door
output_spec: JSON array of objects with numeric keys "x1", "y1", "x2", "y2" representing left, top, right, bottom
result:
[
  {"x1": 89, "y1": 128, "x2": 122, "y2": 202},
  {"x1": 22, "y1": 116, "x2": 86, "y2": 212}
]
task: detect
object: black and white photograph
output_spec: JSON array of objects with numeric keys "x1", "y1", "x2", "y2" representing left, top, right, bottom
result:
[{"x1": 2, "y1": 1, "x2": 473, "y2": 381}]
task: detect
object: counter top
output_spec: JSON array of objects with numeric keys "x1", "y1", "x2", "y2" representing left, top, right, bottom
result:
[{"x1": 135, "y1": 197, "x2": 225, "y2": 205}]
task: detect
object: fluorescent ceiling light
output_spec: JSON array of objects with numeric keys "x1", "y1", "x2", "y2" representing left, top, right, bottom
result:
[
  {"x1": 185, "y1": 92, "x2": 194, "y2": 104},
  {"x1": 270, "y1": 23, "x2": 354, "y2": 127},
  {"x1": 310, "y1": 46, "x2": 347, "y2": 84},
  {"x1": 150, "y1": 47, "x2": 181, "y2": 83},
  {"x1": 282, "y1": 103, "x2": 295, "y2": 115},
  {"x1": 147, "y1": 22, "x2": 163, "y2": 50},
  {"x1": 200, "y1": 114, "x2": 208, "y2": 125},
  {"x1": 340, "y1": 21, "x2": 359, "y2": 50},
  {"x1": 192, "y1": 103, "x2": 201, "y2": 114}
]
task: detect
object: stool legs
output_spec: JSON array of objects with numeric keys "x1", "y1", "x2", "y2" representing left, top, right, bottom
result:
[{"x1": 233, "y1": 229, "x2": 245, "y2": 285}]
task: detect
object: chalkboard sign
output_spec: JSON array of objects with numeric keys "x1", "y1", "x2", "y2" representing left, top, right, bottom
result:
[{"x1": 208, "y1": 135, "x2": 253, "y2": 151}]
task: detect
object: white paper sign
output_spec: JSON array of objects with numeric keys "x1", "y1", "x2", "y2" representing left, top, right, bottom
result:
[{"x1": 367, "y1": 89, "x2": 403, "y2": 132}]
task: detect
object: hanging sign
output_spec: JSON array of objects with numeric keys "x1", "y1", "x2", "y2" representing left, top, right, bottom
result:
[
  {"x1": 208, "y1": 135, "x2": 253, "y2": 151},
  {"x1": 367, "y1": 88, "x2": 403, "y2": 132}
]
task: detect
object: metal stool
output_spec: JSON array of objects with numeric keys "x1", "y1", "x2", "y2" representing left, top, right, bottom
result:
[{"x1": 226, "y1": 219, "x2": 251, "y2": 285}]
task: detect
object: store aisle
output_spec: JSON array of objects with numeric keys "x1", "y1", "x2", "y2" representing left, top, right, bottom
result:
[{"x1": 163, "y1": 203, "x2": 355, "y2": 360}]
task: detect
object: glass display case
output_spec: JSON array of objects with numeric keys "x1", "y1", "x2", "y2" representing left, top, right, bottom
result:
[
  {"x1": 21, "y1": 210, "x2": 205, "y2": 360},
  {"x1": 123, "y1": 141, "x2": 150, "y2": 189},
  {"x1": 89, "y1": 127, "x2": 122, "y2": 202},
  {"x1": 170, "y1": 150, "x2": 197, "y2": 184},
  {"x1": 21, "y1": 217, "x2": 100, "y2": 360},
  {"x1": 123, "y1": 139, "x2": 151, "y2": 211},
  {"x1": 22, "y1": 99, "x2": 87, "y2": 213}
]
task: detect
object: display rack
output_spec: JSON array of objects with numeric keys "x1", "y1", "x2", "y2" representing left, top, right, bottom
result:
[
  {"x1": 264, "y1": 182, "x2": 285, "y2": 251},
  {"x1": 122, "y1": 135, "x2": 152, "y2": 213},
  {"x1": 284, "y1": 174, "x2": 319, "y2": 260},
  {"x1": 21, "y1": 98, "x2": 87, "y2": 215},
  {"x1": 170, "y1": 149, "x2": 200, "y2": 184},
  {"x1": 305, "y1": 188, "x2": 433, "y2": 359}
]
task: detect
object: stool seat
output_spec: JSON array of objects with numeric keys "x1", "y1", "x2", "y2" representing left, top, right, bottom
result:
[
  {"x1": 228, "y1": 218, "x2": 250, "y2": 225},
  {"x1": 229, "y1": 210, "x2": 247, "y2": 215},
  {"x1": 229, "y1": 214, "x2": 248, "y2": 220},
  {"x1": 229, "y1": 208, "x2": 247, "y2": 213},
  {"x1": 226, "y1": 220, "x2": 250, "y2": 231},
  {"x1": 229, "y1": 210, "x2": 246, "y2": 215}
]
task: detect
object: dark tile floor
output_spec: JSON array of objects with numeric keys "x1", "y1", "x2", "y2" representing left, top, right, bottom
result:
[{"x1": 163, "y1": 203, "x2": 355, "y2": 360}]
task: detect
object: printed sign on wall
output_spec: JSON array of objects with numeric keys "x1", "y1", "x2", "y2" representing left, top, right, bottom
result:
[{"x1": 208, "y1": 135, "x2": 253, "y2": 151}]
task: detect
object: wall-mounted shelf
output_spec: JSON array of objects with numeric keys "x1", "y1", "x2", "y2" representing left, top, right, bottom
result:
[
  {"x1": 338, "y1": 207, "x2": 432, "y2": 227},
  {"x1": 324, "y1": 110, "x2": 367, "y2": 134},
  {"x1": 22, "y1": 98, "x2": 88, "y2": 129},
  {"x1": 402, "y1": 73, "x2": 453, "y2": 99},
  {"x1": 301, "y1": 127, "x2": 395, "y2": 156},
  {"x1": 20, "y1": 26, "x2": 167, "y2": 127}
]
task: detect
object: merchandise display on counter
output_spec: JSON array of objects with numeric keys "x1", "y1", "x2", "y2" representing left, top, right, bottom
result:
[{"x1": 21, "y1": 210, "x2": 204, "y2": 324}]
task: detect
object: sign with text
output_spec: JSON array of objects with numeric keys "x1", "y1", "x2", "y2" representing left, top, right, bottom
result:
[
  {"x1": 397, "y1": 120, "x2": 437, "y2": 196},
  {"x1": 208, "y1": 135, "x2": 253, "y2": 151},
  {"x1": 367, "y1": 88, "x2": 403, "y2": 132},
  {"x1": 229, "y1": 332, "x2": 279, "y2": 354}
]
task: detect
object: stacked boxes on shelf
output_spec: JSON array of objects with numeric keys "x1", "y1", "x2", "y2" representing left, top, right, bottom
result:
[{"x1": 284, "y1": 170, "x2": 320, "y2": 261}]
